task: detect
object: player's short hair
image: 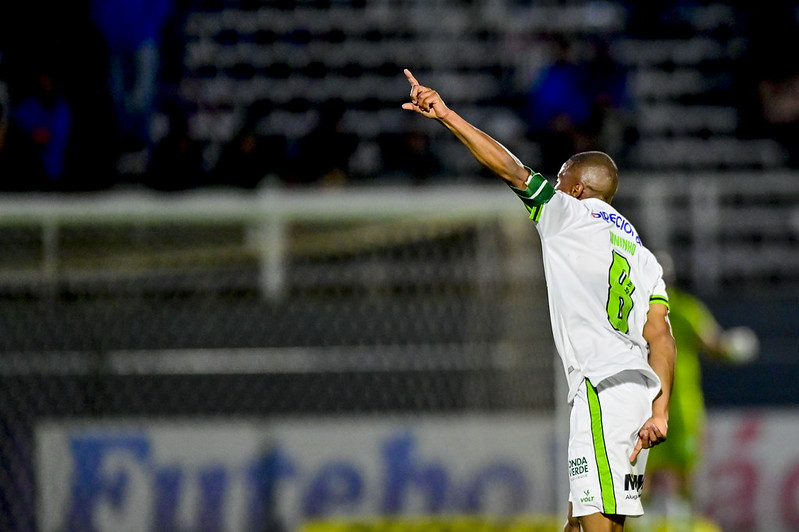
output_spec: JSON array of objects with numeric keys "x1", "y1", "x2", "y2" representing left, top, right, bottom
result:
[{"x1": 568, "y1": 151, "x2": 619, "y2": 203}]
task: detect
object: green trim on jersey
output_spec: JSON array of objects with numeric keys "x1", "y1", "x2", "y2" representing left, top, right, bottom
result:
[
  {"x1": 649, "y1": 294, "x2": 670, "y2": 310},
  {"x1": 509, "y1": 167, "x2": 555, "y2": 221},
  {"x1": 586, "y1": 379, "x2": 617, "y2": 514},
  {"x1": 529, "y1": 204, "x2": 544, "y2": 223}
]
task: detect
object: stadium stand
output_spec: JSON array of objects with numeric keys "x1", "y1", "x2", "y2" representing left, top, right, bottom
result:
[{"x1": 171, "y1": 0, "x2": 789, "y2": 184}]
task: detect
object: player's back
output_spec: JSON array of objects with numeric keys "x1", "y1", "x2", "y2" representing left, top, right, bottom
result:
[{"x1": 535, "y1": 192, "x2": 666, "y2": 401}]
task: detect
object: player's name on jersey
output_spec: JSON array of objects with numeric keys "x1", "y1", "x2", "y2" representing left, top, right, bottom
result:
[{"x1": 610, "y1": 231, "x2": 638, "y2": 256}]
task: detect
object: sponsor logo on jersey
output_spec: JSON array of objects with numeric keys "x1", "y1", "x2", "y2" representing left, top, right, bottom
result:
[
  {"x1": 592, "y1": 211, "x2": 642, "y2": 245},
  {"x1": 569, "y1": 456, "x2": 590, "y2": 477},
  {"x1": 624, "y1": 473, "x2": 644, "y2": 492},
  {"x1": 580, "y1": 489, "x2": 594, "y2": 503}
]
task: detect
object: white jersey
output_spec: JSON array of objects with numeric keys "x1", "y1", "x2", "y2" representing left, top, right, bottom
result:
[{"x1": 512, "y1": 171, "x2": 669, "y2": 403}]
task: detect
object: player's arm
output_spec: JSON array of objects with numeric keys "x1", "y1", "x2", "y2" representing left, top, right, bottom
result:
[
  {"x1": 687, "y1": 296, "x2": 759, "y2": 363},
  {"x1": 401, "y1": 69, "x2": 530, "y2": 189},
  {"x1": 630, "y1": 301, "x2": 676, "y2": 462}
]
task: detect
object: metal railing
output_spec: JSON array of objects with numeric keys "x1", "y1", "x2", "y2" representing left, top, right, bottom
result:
[{"x1": 1, "y1": 171, "x2": 797, "y2": 296}]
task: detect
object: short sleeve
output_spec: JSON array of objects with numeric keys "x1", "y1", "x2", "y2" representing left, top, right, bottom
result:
[{"x1": 649, "y1": 277, "x2": 670, "y2": 310}]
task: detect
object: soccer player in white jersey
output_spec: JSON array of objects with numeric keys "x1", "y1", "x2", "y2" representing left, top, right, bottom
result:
[{"x1": 402, "y1": 69, "x2": 677, "y2": 532}]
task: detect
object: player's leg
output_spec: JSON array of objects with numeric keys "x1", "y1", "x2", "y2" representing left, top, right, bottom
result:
[
  {"x1": 568, "y1": 373, "x2": 653, "y2": 530},
  {"x1": 578, "y1": 511, "x2": 625, "y2": 532},
  {"x1": 564, "y1": 502, "x2": 581, "y2": 532}
]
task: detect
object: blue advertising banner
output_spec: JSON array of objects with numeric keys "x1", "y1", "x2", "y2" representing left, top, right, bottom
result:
[{"x1": 36, "y1": 416, "x2": 557, "y2": 532}]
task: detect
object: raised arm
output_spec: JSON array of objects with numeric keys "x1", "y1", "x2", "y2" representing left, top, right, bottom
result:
[
  {"x1": 402, "y1": 69, "x2": 530, "y2": 189},
  {"x1": 630, "y1": 302, "x2": 677, "y2": 462}
]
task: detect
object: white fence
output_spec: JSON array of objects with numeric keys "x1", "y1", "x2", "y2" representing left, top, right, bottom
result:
[{"x1": 1, "y1": 171, "x2": 798, "y2": 297}]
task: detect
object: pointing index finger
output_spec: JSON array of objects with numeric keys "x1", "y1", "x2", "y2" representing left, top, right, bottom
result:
[
  {"x1": 404, "y1": 68, "x2": 419, "y2": 87},
  {"x1": 630, "y1": 438, "x2": 644, "y2": 463}
]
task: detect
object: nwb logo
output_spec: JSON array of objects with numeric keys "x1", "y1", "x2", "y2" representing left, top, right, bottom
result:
[{"x1": 624, "y1": 473, "x2": 644, "y2": 491}]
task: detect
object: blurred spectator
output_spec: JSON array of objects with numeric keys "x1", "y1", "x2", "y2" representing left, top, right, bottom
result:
[
  {"x1": 378, "y1": 129, "x2": 442, "y2": 184},
  {"x1": 582, "y1": 37, "x2": 635, "y2": 162},
  {"x1": 90, "y1": 0, "x2": 175, "y2": 174},
  {"x1": 158, "y1": 0, "x2": 192, "y2": 108},
  {"x1": 0, "y1": 78, "x2": 8, "y2": 174},
  {"x1": 522, "y1": 36, "x2": 632, "y2": 175},
  {"x1": 214, "y1": 100, "x2": 288, "y2": 188},
  {"x1": 0, "y1": 2, "x2": 114, "y2": 190},
  {"x1": 61, "y1": 5, "x2": 119, "y2": 190},
  {"x1": 523, "y1": 36, "x2": 591, "y2": 174},
  {"x1": 756, "y1": 75, "x2": 799, "y2": 166},
  {"x1": 622, "y1": 1, "x2": 703, "y2": 39},
  {"x1": 736, "y1": 4, "x2": 799, "y2": 167},
  {"x1": 146, "y1": 101, "x2": 207, "y2": 190},
  {"x1": 290, "y1": 99, "x2": 358, "y2": 185},
  {"x1": 4, "y1": 69, "x2": 73, "y2": 190}
]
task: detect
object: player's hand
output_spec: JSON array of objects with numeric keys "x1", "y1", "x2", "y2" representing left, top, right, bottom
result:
[
  {"x1": 721, "y1": 326, "x2": 759, "y2": 363},
  {"x1": 401, "y1": 69, "x2": 451, "y2": 120},
  {"x1": 630, "y1": 415, "x2": 668, "y2": 463}
]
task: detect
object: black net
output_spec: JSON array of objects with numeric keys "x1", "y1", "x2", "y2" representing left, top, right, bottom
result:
[{"x1": 0, "y1": 202, "x2": 554, "y2": 531}]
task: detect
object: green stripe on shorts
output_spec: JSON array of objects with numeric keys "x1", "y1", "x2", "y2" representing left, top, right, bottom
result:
[{"x1": 586, "y1": 379, "x2": 617, "y2": 514}]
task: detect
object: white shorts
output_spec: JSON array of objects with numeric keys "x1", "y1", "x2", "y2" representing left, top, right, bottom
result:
[{"x1": 568, "y1": 370, "x2": 652, "y2": 517}]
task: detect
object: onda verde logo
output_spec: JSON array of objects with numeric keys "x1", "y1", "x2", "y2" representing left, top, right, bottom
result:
[{"x1": 569, "y1": 457, "x2": 589, "y2": 477}]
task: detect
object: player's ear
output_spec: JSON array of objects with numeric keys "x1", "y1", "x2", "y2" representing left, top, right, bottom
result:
[{"x1": 571, "y1": 183, "x2": 584, "y2": 199}]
